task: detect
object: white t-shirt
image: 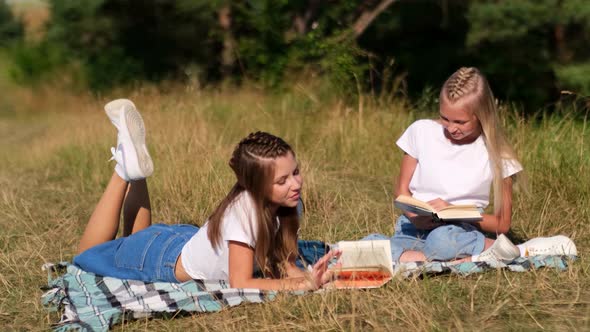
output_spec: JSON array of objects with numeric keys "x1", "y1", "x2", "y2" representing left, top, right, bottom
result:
[
  {"x1": 396, "y1": 119, "x2": 522, "y2": 208},
  {"x1": 180, "y1": 191, "x2": 278, "y2": 280}
]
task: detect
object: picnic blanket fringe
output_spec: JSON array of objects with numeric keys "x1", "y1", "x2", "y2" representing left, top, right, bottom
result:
[{"x1": 41, "y1": 255, "x2": 576, "y2": 331}]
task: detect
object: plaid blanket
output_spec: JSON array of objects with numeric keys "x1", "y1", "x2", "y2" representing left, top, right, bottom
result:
[
  {"x1": 42, "y1": 240, "x2": 328, "y2": 331},
  {"x1": 41, "y1": 262, "x2": 280, "y2": 331},
  {"x1": 41, "y1": 242, "x2": 575, "y2": 331},
  {"x1": 392, "y1": 255, "x2": 576, "y2": 278}
]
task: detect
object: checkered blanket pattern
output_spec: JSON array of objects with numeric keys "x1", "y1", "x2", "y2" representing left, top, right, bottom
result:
[
  {"x1": 41, "y1": 262, "x2": 279, "y2": 331},
  {"x1": 41, "y1": 254, "x2": 575, "y2": 331},
  {"x1": 392, "y1": 255, "x2": 575, "y2": 277}
]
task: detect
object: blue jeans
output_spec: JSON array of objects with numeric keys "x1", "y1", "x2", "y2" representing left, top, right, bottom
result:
[
  {"x1": 74, "y1": 224, "x2": 199, "y2": 282},
  {"x1": 295, "y1": 240, "x2": 329, "y2": 269},
  {"x1": 363, "y1": 215, "x2": 485, "y2": 262}
]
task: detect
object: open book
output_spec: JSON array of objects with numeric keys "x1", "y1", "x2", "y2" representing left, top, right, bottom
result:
[
  {"x1": 394, "y1": 194, "x2": 482, "y2": 223},
  {"x1": 327, "y1": 240, "x2": 393, "y2": 289}
]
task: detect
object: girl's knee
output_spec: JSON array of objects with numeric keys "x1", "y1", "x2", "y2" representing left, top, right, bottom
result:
[{"x1": 423, "y1": 225, "x2": 483, "y2": 261}]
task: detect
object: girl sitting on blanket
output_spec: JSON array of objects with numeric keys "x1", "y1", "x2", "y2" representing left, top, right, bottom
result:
[
  {"x1": 74, "y1": 99, "x2": 340, "y2": 290},
  {"x1": 366, "y1": 67, "x2": 576, "y2": 263}
]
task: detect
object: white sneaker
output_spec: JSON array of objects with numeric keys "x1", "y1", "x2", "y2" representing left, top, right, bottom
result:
[
  {"x1": 105, "y1": 99, "x2": 136, "y2": 129},
  {"x1": 473, "y1": 234, "x2": 520, "y2": 263},
  {"x1": 520, "y1": 235, "x2": 577, "y2": 256},
  {"x1": 105, "y1": 99, "x2": 153, "y2": 181}
]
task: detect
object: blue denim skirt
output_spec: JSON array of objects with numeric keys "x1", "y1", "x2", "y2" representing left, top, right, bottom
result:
[
  {"x1": 73, "y1": 224, "x2": 199, "y2": 282},
  {"x1": 363, "y1": 215, "x2": 485, "y2": 262}
]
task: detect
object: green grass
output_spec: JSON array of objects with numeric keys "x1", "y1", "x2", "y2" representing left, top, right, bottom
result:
[{"x1": 0, "y1": 84, "x2": 589, "y2": 331}]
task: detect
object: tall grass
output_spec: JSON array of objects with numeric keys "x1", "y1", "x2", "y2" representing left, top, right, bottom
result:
[{"x1": 0, "y1": 83, "x2": 589, "y2": 330}]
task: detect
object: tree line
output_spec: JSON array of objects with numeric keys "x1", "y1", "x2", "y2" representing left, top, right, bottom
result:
[{"x1": 2, "y1": 0, "x2": 590, "y2": 112}]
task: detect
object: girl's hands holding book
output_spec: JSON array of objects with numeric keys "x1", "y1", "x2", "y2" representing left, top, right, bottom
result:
[
  {"x1": 409, "y1": 215, "x2": 445, "y2": 230},
  {"x1": 427, "y1": 198, "x2": 451, "y2": 211}
]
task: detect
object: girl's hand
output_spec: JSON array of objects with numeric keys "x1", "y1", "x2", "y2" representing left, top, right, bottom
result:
[
  {"x1": 307, "y1": 249, "x2": 342, "y2": 290},
  {"x1": 409, "y1": 215, "x2": 444, "y2": 230},
  {"x1": 427, "y1": 198, "x2": 451, "y2": 212}
]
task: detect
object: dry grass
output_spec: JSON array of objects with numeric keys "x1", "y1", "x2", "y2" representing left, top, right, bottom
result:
[{"x1": 0, "y1": 82, "x2": 589, "y2": 331}]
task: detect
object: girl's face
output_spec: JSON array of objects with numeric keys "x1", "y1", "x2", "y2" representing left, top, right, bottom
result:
[
  {"x1": 269, "y1": 151, "x2": 302, "y2": 208},
  {"x1": 439, "y1": 100, "x2": 481, "y2": 144}
]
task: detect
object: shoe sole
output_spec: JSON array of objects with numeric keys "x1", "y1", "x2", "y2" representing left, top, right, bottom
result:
[
  {"x1": 105, "y1": 99, "x2": 136, "y2": 117},
  {"x1": 122, "y1": 107, "x2": 153, "y2": 179}
]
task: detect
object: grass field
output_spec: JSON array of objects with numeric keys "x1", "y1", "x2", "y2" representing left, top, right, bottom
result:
[{"x1": 0, "y1": 81, "x2": 589, "y2": 331}]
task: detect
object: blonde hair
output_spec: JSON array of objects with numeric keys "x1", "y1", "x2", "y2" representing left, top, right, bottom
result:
[
  {"x1": 440, "y1": 67, "x2": 520, "y2": 214},
  {"x1": 207, "y1": 132, "x2": 299, "y2": 277}
]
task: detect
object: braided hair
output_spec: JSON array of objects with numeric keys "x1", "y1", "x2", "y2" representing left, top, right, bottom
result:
[
  {"x1": 208, "y1": 132, "x2": 299, "y2": 277},
  {"x1": 440, "y1": 67, "x2": 521, "y2": 215},
  {"x1": 443, "y1": 67, "x2": 479, "y2": 101},
  {"x1": 229, "y1": 131, "x2": 292, "y2": 186}
]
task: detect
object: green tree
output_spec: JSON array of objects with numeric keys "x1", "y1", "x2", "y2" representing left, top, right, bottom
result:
[
  {"x1": 467, "y1": 0, "x2": 590, "y2": 106},
  {"x1": 41, "y1": 0, "x2": 220, "y2": 89},
  {"x1": 10, "y1": 0, "x2": 590, "y2": 110}
]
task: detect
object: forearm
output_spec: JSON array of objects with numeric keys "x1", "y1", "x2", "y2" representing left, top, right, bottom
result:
[
  {"x1": 478, "y1": 213, "x2": 510, "y2": 234},
  {"x1": 230, "y1": 275, "x2": 313, "y2": 291},
  {"x1": 478, "y1": 177, "x2": 514, "y2": 234},
  {"x1": 235, "y1": 262, "x2": 310, "y2": 291}
]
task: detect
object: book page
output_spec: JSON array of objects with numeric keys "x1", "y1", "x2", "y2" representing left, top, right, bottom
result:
[
  {"x1": 340, "y1": 247, "x2": 389, "y2": 269},
  {"x1": 336, "y1": 240, "x2": 394, "y2": 276},
  {"x1": 394, "y1": 195, "x2": 434, "y2": 212},
  {"x1": 439, "y1": 204, "x2": 479, "y2": 211},
  {"x1": 436, "y1": 208, "x2": 482, "y2": 222},
  {"x1": 327, "y1": 240, "x2": 394, "y2": 289},
  {"x1": 395, "y1": 195, "x2": 481, "y2": 222}
]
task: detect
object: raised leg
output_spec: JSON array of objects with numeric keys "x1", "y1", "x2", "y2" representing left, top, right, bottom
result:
[
  {"x1": 123, "y1": 179, "x2": 152, "y2": 236},
  {"x1": 77, "y1": 173, "x2": 128, "y2": 254}
]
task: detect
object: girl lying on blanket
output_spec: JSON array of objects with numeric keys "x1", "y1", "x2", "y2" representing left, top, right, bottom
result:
[
  {"x1": 365, "y1": 67, "x2": 577, "y2": 263},
  {"x1": 74, "y1": 100, "x2": 340, "y2": 290}
]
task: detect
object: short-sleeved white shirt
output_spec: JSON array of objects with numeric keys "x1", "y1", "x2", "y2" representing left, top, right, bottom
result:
[
  {"x1": 396, "y1": 119, "x2": 522, "y2": 208},
  {"x1": 180, "y1": 191, "x2": 278, "y2": 280}
]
